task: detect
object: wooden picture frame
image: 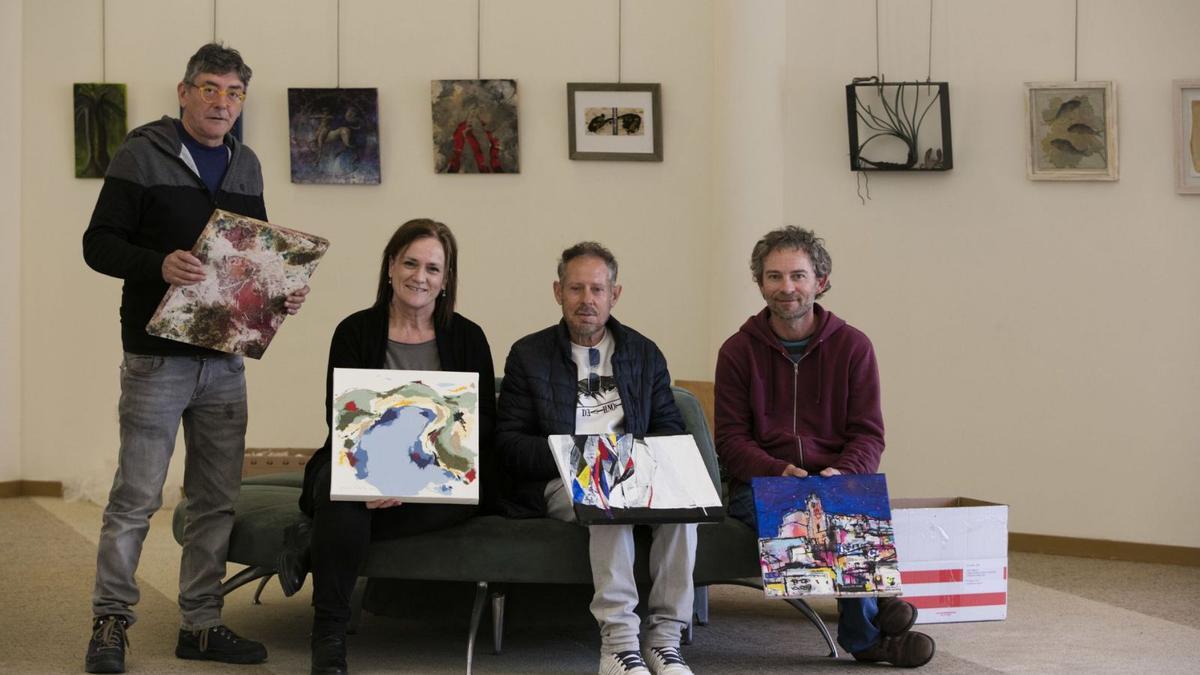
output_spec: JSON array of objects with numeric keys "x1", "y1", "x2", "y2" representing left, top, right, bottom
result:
[
  {"x1": 567, "y1": 82, "x2": 662, "y2": 161},
  {"x1": 1025, "y1": 81, "x2": 1118, "y2": 181},
  {"x1": 1173, "y1": 79, "x2": 1200, "y2": 194}
]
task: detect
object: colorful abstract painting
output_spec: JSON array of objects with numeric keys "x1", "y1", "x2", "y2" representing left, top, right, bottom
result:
[
  {"x1": 288, "y1": 88, "x2": 381, "y2": 184},
  {"x1": 74, "y1": 83, "x2": 127, "y2": 178},
  {"x1": 548, "y1": 434, "x2": 723, "y2": 524},
  {"x1": 432, "y1": 79, "x2": 519, "y2": 173},
  {"x1": 146, "y1": 209, "x2": 329, "y2": 358},
  {"x1": 331, "y1": 368, "x2": 480, "y2": 504},
  {"x1": 752, "y1": 475, "x2": 902, "y2": 598}
]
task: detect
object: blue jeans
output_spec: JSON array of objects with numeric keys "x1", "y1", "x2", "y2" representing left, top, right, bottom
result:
[
  {"x1": 92, "y1": 353, "x2": 248, "y2": 630},
  {"x1": 727, "y1": 482, "x2": 881, "y2": 653}
]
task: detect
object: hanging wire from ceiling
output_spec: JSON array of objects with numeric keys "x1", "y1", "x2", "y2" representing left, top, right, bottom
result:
[
  {"x1": 926, "y1": 0, "x2": 933, "y2": 82},
  {"x1": 212, "y1": 0, "x2": 217, "y2": 42},
  {"x1": 101, "y1": 0, "x2": 107, "y2": 82},
  {"x1": 336, "y1": 0, "x2": 342, "y2": 87},
  {"x1": 476, "y1": 0, "x2": 481, "y2": 79},
  {"x1": 875, "y1": 0, "x2": 881, "y2": 79},
  {"x1": 617, "y1": 0, "x2": 623, "y2": 83},
  {"x1": 1073, "y1": 0, "x2": 1079, "y2": 80}
]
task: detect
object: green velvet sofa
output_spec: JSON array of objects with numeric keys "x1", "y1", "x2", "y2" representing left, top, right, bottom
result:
[{"x1": 171, "y1": 386, "x2": 837, "y2": 669}]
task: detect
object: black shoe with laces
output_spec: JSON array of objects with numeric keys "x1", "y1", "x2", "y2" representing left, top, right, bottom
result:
[
  {"x1": 311, "y1": 630, "x2": 348, "y2": 675},
  {"x1": 175, "y1": 624, "x2": 268, "y2": 664},
  {"x1": 85, "y1": 615, "x2": 129, "y2": 674}
]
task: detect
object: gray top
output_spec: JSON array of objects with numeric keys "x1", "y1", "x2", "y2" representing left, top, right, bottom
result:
[{"x1": 384, "y1": 339, "x2": 441, "y2": 371}]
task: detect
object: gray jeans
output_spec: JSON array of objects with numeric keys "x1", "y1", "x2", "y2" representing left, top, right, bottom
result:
[
  {"x1": 545, "y1": 481, "x2": 697, "y2": 653},
  {"x1": 92, "y1": 353, "x2": 248, "y2": 630}
]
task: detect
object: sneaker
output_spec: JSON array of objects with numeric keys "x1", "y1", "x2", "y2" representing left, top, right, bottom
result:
[
  {"x1": 175, "y1": 624, "x2": 268, "y2": 664},
  {"x1": 852, "y1": 630, "x2": 936, "y2": 668},
  {"x1": 85, "y1": 615, "x2": 129, "y2": 674},
  {"x1": 277, "y1": 521, "x2": 312, "y2": 597},
  {"x1": 643, "y1": 645, "x2": 694, "y2": 674},
  {"x1": 311, "y1": 631, "x2": 348, "y2": 675},
  {"x1": 876, "y1": 597, "x2": 918, "y2": 636},
  {"x1": 599, "y1": 649, "x2": 651, "y2": 675}
]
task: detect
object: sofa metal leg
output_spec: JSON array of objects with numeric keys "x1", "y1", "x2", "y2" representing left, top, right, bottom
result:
[
  {"x1": 682, "y1": 621, "x2": 694, "y2": 645},
  {"x1": 490, "y1": 590, "x2": 505, "y2": 655},
  {"x1": 467, "y1": 581, "x2": 488, "y2": 674},
  {"x1": 785, "y1": 598, "x2": 838, "y2": 658},
  {"x1": 347, "y1": 576, "x2": 367, "y2": 635},
  {"x1": 693, "y1": 586, "x2": 710, "y2": 626},
  {"x1": 220, "y1": 565, "x2": 273, "y2": 597},
  {"x1": 252, "y1": 576, "x2": 272, "y2": 605}
]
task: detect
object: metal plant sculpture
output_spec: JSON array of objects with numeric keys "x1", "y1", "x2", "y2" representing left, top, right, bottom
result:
[{"x1": 846, "y1": 78, "x2": 953, "y2": 171}]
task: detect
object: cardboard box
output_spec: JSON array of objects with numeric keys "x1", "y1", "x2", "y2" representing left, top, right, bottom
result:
[
  {"x1": 242, "y1": 448, "x2": 314, "y2": 477},
  {"x1": 891, "y1": 497, "x2": 1008, "y2": 624}
]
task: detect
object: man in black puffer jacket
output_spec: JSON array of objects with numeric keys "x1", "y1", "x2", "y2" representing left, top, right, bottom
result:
[{"x1": 497, "y1": 242, "x2": 696, "y2": 675}]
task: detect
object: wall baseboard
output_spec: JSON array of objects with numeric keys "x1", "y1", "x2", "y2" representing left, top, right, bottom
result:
[
  {"x1": 0, "y1": 480, "x2": 64, "y2": 498},
  {"x1": 1010, "y1": 532, "x2": 1200, "y2": 567}
]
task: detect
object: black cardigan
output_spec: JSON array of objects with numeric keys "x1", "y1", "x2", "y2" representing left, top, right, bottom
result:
[{"x1": 300, "y1": 306, "x2": 498, "y2": 516}]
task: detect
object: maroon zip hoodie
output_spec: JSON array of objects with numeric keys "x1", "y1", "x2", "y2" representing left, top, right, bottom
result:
[{"x1": 714, "y1": 303, "x2": 884, "y2": 484}]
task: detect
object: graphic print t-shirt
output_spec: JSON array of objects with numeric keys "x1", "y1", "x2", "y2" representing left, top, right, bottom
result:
[{"x1": 572, "y1": 331, "x2": 625, "y2": 435}]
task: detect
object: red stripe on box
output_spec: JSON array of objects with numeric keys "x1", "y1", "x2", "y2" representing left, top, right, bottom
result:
[
  {"x1": 900, "y1": 569, "x2": 964, "y2": 584},
  {"x1": 906, "y1": 592, "x2": 1007, "y2": 609}
]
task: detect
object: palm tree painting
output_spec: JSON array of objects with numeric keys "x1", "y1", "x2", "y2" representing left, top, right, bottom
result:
[{"x1": 74, "y1": 83, "x2": 127, "y2": 178}]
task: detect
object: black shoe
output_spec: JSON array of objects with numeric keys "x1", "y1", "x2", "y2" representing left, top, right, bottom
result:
[
  {"x1": 278, "y1": 520, "x2": 312, "y2": 597},
  {"x1": 311, "y1": 631, "x2": 348, "y2": 675},
  {"x1": 85, "y1": 615, "x2": 129, "y2": 674},
  {"x1": 175, "y1": 624, "x2": 268, "y2": 664}
]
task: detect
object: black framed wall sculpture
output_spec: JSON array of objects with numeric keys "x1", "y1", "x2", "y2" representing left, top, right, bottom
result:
[{"x1": 846, "y1": 79, "x2": 952, "y2": 171}]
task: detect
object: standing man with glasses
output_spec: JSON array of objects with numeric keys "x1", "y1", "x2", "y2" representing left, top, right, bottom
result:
[
  {"x1": 82, "y1": 43, "x2": 307, "y2": 674},
  {"x1": 496, "y1": 242, "x2": 698, "y2": 675}
]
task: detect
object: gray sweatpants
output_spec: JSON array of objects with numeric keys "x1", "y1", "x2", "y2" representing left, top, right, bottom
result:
[{"x1": 545, "y1": 481, "x2": 697, "y2": 652}]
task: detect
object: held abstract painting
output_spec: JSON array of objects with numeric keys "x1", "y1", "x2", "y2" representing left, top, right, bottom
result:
[
  {"x1": 752, "y1": 475, "x2": 902, "y2": 598},
  {"x1": 74, "y1": 83, "x2": 127, "y2": 178},
  {"x1": 432, "y1": 79, "x2": 519, "y2": 173},
  {"x1": 146, "y1": 209, "x2": 329, "y2": 358},
  {"x1": 547, "y1": 434, "x2": 723, "y2": 525},
  {"x1": 288, "y1": 88, "x2": 381, "y2": 184},
  {"x1": 331, "y1": 368, "x2": 480, "y2": 504}
]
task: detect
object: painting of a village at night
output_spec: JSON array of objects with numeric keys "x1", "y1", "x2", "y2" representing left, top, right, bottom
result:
[{"x1": 751, "y1": 475, "x2": 902, "y2": 599}]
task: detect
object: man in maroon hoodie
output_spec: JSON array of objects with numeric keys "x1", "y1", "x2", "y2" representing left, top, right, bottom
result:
[{"x1": 714, "y1": 226, "x2": 934, "y2": 668}]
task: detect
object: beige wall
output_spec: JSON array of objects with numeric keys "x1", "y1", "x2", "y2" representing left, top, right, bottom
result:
[
  {"x1": 17, "y1": 0, "x2": 1199, "y2": 547},
  {"x1": 20, "y1": 0, "x2": 714, "y2": 499},
  {"x1": 764, "y1": 0, "x2": 1199, "y2": 546},
  {"x1": 1, "y1": 0, "x2": 21, "y2": 483}
]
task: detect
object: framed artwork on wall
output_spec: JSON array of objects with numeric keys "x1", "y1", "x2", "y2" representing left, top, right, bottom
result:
[
  {"x1": 287, "y1": 88, "x2": 381, "y2": 185},
  {"x1": 1024, "y1": 81, "x2": 1118, "y2": 181},
  {"x1": 1173, "y1": 79, "x2": 1200, "y2": 194},
  {"x1": 74, "y1": 83, "x2": 127, "y2": 178},
  {"x1": 432, "y1": 79, "x2": 520, "y2": 174},
  {"x1": 845, "y1": 80, "x2": 952, "y2": 171},
  {"x1": 567, "y1": 82, "x2": 662, "y2": 161}
]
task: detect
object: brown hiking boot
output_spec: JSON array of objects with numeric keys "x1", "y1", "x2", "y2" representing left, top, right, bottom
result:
[
  {"x1": 852, "y1": 630, "x2": 935, "y2": 668},
  {"x1": 876, "y1": 597, "x2": 918, "y2": 636}
]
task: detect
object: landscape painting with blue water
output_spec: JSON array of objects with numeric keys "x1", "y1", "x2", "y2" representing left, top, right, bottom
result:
[
  {"x1": 330, "y1": 368, "x2": 479, "y2": 503},
  {"x1": 752, "y1": 474, "x2": 902, "y2": 598}
]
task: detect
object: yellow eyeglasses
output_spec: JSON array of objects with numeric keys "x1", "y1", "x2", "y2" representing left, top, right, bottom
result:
[{"x1": 189, "y1": 83, "x2": 247, "y2": 104}]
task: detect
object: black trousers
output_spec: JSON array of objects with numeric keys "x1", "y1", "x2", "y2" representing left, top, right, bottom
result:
[{"x1": 308, "y1": 462, "x2": 476, "y2": 630}]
